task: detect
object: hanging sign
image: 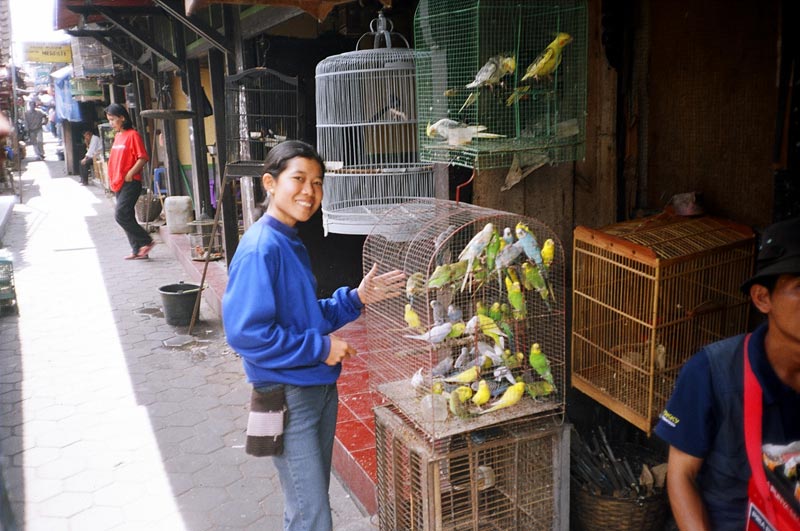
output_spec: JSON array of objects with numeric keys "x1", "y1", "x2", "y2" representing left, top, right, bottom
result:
[{"x1": 23, "y1": 43, "x2": 72, "y2": 64}]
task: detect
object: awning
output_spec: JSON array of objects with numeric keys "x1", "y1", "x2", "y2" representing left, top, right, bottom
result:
[{"x1": 185, "y1": 0, "x2": 385, "y2": 21}]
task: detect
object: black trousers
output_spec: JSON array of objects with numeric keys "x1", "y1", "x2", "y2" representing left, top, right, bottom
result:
[
  {"x1": 115, "y1": 180, "x2": 152, "y2": 254},
  {"x1": 79, "y1": 160, "x2": 91, "y2": 184}
]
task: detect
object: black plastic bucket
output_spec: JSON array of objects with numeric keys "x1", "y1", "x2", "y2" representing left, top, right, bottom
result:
[{"x1": 158, "y1": 282, "x2": 200, "y2": 326}]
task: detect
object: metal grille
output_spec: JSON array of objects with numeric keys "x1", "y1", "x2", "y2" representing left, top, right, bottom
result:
[
  {"x1": 224, "y1": 67, "x2": 300, "y2": 178},
  {"x1": 376, "y1": 406, "x2": 570, "y2": 531},
  {"x1": 414, "y1": 0, "x2": 587, "y2": 170},
  {"x1": 316, "y1": 14, "x2": 436, "y2": 235},
  {"x1": 363, "y1": 198, "x2": 565, "y2": 442},
  {"x1": 571, "y1": 215, "x2": 755, "y2": 434}
]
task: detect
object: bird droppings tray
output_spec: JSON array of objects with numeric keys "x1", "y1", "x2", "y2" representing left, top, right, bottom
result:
[{"x1": 377, "y1": 379, "x2": 561, "y2": 441}]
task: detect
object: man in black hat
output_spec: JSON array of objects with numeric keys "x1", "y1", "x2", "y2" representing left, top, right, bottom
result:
[{"x1": 654, "y1": 217, "x2": 800, "y2": 531}]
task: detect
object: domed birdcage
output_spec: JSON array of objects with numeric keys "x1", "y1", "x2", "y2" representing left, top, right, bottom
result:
[{"x1": 316, "y1": 13, "x2": 437, "y2": 236}]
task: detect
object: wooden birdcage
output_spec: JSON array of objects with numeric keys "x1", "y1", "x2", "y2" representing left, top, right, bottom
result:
[
  {"x1": 571, "y1": 214, "x2": 755, "y2": 434},
  {"x1": 414, "y1": 0, "x2": 587, "y2": 171},
  {"x1": 363, "y1": 198, "x2": 565, "y2": 443},
  {"x1": 316, "y1": 13, "x2": 436, "y2": 236},
  {"x1": 376, "y1": 405, "x2": 569, "y2": 531}
]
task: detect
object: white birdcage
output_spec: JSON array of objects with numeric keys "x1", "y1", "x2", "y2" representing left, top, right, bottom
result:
[{"x1": 315, "y1": 13, "x2": 436, "y2": 236}]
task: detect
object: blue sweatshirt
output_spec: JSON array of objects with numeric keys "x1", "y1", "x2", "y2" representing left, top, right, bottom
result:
[{"x1": 222, "y1": 215, "x2": 364, "y2": 387}]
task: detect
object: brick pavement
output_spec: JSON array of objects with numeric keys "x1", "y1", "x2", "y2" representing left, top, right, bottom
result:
[{"x1": 0, "y1": 144, "x2": 375, "y2": 530}]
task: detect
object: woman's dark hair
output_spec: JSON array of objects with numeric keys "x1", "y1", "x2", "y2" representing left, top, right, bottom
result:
[
  {"x1": 104, "y1": 103, "x2": 133, "y2": 130},
  {"x1": 262, "y1": 140, "x2": 324, "y2": 179}
]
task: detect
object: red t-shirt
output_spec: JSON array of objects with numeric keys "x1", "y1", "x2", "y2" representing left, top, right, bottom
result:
[{"x1": 107, "y1": 129, "x2": 148, "y2": 192}]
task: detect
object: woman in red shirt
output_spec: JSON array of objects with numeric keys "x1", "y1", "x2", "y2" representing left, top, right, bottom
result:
[{"x1": 105, "y1": 103, "x2": 156, "y2": 260}]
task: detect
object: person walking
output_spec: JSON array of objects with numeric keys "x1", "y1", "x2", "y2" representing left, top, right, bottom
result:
[
  {"x1": 23, "y1": 100, "x2": 46, "y2": 160},
  {"x1": 655, "y1": 216, "x2": 800, "y2": 531},
  {"x1": 79, "y1": 129, "x2": 102, "y2": 186},
  {"x1": 105, "y1": 103, "x2": 155, "y2": 260},
  {"x1": 222, "y1": 140, "x2": 405, "y2": 531}
]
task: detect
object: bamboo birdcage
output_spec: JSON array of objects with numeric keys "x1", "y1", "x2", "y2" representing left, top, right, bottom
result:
[
  {"x1": 363, "y1": 198, "x2": 565, "y2": 443},
  {"x1": 571, "y1": 214, "x2": 755, "y2": 434},
  {"x1": 376, "y1": 405, "x2": 570, "y2": 531},
  {"x1": 316, "y1": 13, "x2": 436, "y2": 236},
  {"x1": 414, "y1": 0, "x2": 587, "y2": 171}
]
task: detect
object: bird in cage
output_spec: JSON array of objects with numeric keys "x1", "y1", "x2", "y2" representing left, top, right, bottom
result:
[
  {"x1": 466, "y1": 54, "x2": 517, "y2": 89},
  {"x1": 484, "y1": 226, "x2": 502, "y2": 271},
  {"x1": 521, "y1": 33, "x2": 573, "y2": 82},
  {"x1": 405, "y1": 321, "x2": 453, "y2": 344},
  {"x1": 529, "y1": 343, "x2": 554, "y2": 386},
  {"x1": 406, "y1": 272, "x2": 425, "y2": 305},
  {"x1": 447, "y1": 303, "x2": 463, "y2": 323},
  {"x1": 430, "y1": 300, "x2": 446, "y2": 325},
  {"x1": 432, "y1": 355, "x2": 455, "y2": 377},
  {"x1": 542, "y1": 238, "x2": 555, "y2": 270},
  {"x1": 471, "y1": 379, "x2": 491, "y2": 406},
  {"x1": 505, "y1": 272, "x2": 527, "y2": 320},
  {"x1": 525, "y1": 380, "x2": 555, "y2": 400},
  {"x1": 506, "y1": 33, "x2": 574, "y2": 106},
  {"x1": 478, "y1": 381, "x2": 526, "y2": 415},
  {"x1": 466, "y1": 314, "x2": 506, "y2": 349},
  {"x1": 426, "y1": 119, "x2": 505, "y2": 145},
  {"x1": 444, "y1": 365, "x2": 481, "y2": 384},
  {"x1": 448, "y1": 385, "x2": 474, "y2": 419},
  {"x1": 447, "y1": 321, "x2": 466, "y2": 339},
  {"x1": 521, "y1": 262, "x2": 552, "y2": 310},
  {"x1": 494, "y1": 240, "x2": 524, "y2": 288},
  {"x1": 404, "y1": 303, "x2": 424, "y2": 332},
  {"x1": 458, "y1": 222, "x2": 495, "y2": 292}
]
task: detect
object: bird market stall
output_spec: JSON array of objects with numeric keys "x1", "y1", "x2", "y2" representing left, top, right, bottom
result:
[
  {"x1": 414, "y1": 0, "x2": 587, "y2": 171},
  {"x1": 363, "y1": 198, "x2": 569, "y2": 530},
  {"x1": 316, "y1": 13, "x2": 436, "y2": 235}
]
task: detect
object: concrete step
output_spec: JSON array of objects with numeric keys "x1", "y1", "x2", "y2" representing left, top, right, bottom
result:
[{"x1": 0, "y1": 195, "x2": 17, "y2": 247}]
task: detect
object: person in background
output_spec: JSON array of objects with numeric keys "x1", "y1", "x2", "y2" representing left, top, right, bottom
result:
[
  {"x1": 222, "y1": 140, "x2": 406, "y2": 531},
  {"x1": 104, "y1": 103, "x2": 155, "y2": 260},
  {"x1": 79, "y1": 129, "x2": 102, "y2": 186},
  {"x1": 655, "y1": 216, "x2": 800, "y2": 530},
  {"x1": 23, "y1": 100, "x2": 46, "y2": 160}
]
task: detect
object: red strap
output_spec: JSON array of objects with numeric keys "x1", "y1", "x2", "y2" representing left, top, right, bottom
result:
[{"x1": 743, "y1": 334, "x2": 776, "y2": 524}]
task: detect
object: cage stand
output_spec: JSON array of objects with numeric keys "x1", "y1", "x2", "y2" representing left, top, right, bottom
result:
[{"x1": 455, "y1": 169, "x2": 476, "y2": 204}]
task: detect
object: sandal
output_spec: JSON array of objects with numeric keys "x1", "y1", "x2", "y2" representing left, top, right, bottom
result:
[
  {"x1": 137, "y1": 241, "x2": 157, "y2": 258},
  {"x1": 124, "y1": 253, "x2": 149, "y2": 260}
]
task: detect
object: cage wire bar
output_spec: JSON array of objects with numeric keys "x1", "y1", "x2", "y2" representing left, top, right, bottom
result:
[
  {"x1": 571, "y1": 215, "x2": 755, "y2": 434},
  {"x1": 362, "y1": 198, "x2": 566, "y2": 443},
  {"x1": 376, "y1": 405, "x2": 570, "y2": 531},
  {"x1": 414, "y1": 0, "x2": 587, "y2": 171},
  {"x1": 316, "y1": 13, "x2": 436, "y2": 235},
  {"x1": 224, "y1": 68, "x2": 300, "y2": 229}
]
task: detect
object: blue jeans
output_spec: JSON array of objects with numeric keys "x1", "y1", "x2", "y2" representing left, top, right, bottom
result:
[{"x1": 265, "y1": 383, "x2": 338, "y2": 531}]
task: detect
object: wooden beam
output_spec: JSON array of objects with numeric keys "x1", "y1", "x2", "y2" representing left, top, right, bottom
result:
[
  {"x1": 152, "y1": 0, "x2": 233, "y2": 56},
  {"x1": 94, "y1": 5, "x2": 184, "y2": 70}
]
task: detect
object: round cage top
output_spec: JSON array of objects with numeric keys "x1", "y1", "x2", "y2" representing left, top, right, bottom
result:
[
  {"x1": 315, "y1": 47, "x2": 415, "y2": 77},
  {"x1": 361, "y1": 198, "x2": 566, "y2": 438}
]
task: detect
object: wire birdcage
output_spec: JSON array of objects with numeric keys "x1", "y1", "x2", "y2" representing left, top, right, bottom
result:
[
  {"x1": 224, "y1": 68, "x2": 301, "y2": 228},
  {"x1": 375, "y1": 405, "x2": 570, "y2": 531},
  {"x1": 71, "y1": 36, "x2": 114, "y2": 78},
  {"x1": 362, "y1": 198, "x2": 565, "y2": 443},
  {"x1": 316, "y1": 13, "x2": 436, "y2": 236},
  {"x1": 571, "y1": 214, "x2": 755, "y2": 434},
  {"x1": 414, "y1": 0, "x2": 587, "y2": 171}
]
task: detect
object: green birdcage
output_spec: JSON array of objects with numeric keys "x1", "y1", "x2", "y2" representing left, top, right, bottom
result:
[{"x1": 414, "y1": 0, "x2": 587, "y2": 171}]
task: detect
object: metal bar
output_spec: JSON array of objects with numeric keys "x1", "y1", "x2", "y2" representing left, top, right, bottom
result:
[
  {"x1": 152, "y1": 0, "x2": 232, "y2": 56},
  {"x1": 94, "y1": 6, "x2": 184, "y2": 71}
]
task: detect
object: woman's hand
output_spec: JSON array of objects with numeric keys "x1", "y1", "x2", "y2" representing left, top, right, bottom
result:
[
  {"x1": 357, "y1": 264, "x2": 406, "y2": 305},
  {"x1": 324, "y1": 334, "x2": 356, "y2": 366}
]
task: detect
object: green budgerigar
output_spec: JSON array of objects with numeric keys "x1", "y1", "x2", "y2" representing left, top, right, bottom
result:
[
  {"x1": 449, "y1": 385, "x2": 474, "y2": 419},
  {"x1": 427, "y1": 264, "x2": 451, "y2": 289},
  {"x1": 525, "y1": 380, "x2": 555, "y2": 399},
  {"x1": 484, "y1": 227, "x2": 501, "y2": 272},
  {"x1": 521, "y1": 262, "x2": 551, "y2": 310},
  {"x1": 504, "y1": 273, "x2": 526, "y2": 320},
  {"x1": 529, "y1": 343, "x2": 554, "y2": 385}
]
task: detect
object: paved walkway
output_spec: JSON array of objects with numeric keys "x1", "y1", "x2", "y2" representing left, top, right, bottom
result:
[{"x1": 0, "y1": 141, "x2": 375, "y2": 530}]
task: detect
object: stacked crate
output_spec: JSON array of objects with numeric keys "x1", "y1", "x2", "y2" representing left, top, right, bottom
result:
[
  {"x1": 375, "y1": 406, "x2": 569, "y2": 531},
  {"x1": 571, "y1": 214, "x2": 754, "y2": 433}
]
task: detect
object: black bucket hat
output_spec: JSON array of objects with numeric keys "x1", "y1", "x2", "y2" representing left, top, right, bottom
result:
[{"x1": 741, "y1": 217, "x2": 800, "y2": 293}]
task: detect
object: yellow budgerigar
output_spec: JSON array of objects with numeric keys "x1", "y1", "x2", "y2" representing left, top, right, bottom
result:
[
  {"x1": 471, "y1": 379, "x2": 491, "y2": 406},
  {"x1": 444, "y1": 365, "x2": 480, "y2": 384},
  {"x1": 479, "y1": 382, "x2": 526, "y2": 415},
  {"x1": 521, "y1": 33, "x2": 573, "y2": 82},
  {"x1": 404, "y1": 303, "x2": 423, "y2": 331},
  {"x1": 541, "y1": 238, "x2": 555, "y2": 269}
]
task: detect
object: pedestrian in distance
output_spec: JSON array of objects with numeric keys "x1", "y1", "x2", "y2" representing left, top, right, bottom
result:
[
  {"x1": 23, "y1": 100, "x2": 46, "y2": 160},
  {"x1": 222, "y1": 140, "x2": 406, "y2": 531},
  {"x1": 104, "y1": 103, "x2": 156, "y2": 260},
  {"x1": 655, "y1": 216, "x2": 800, "y2": 531},
  {"x1": 79, "y1": 129, "x2": 102, "y2": 186}
]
